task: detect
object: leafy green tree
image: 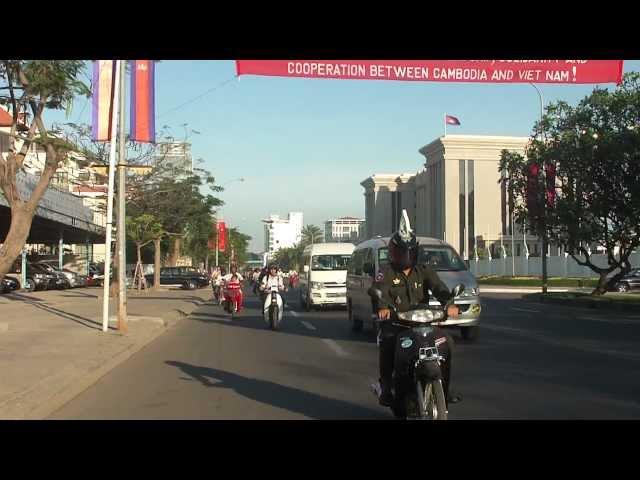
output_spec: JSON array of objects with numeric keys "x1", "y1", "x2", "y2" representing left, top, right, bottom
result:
[
  {"x1": 499, "y1": 73, "x2": 640, "y2": 295},
  {"x1": 0, "y1": 60, "x2": 90, "y2": 280},
  {"x1": 126, "y1": 213, "x2": 164, "y2": 290},
  {"x1": 301, "y1": 224, "x2": 323, "y2": 247}
]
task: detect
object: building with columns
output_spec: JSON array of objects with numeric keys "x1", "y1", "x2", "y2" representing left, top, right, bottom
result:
[{"x1": 362, "y1": 135, "x2": 539, "y2": 259}]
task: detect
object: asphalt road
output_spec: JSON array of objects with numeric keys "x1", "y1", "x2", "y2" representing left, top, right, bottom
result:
[{"x1": 50, "y1": 288, "x2": 640, "y2": 419}]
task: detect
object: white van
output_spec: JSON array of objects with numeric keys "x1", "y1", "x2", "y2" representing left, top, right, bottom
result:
[
  {"x1": 299, "y1": 243, "x2": 355, "y2": 310},
  {"x1": 346, "y1": 236, "x2": 481, "y2": 341}
]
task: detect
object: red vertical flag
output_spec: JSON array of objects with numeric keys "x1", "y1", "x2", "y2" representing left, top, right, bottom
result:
[
  {"x1": 130, "y1": 60, "x2": 156, "y2": 143},
  {"x1": 217, "y1": 221, "x2": 227, "y2": 253}
]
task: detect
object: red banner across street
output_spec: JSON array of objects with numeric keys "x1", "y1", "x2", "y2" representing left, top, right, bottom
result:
[{"x1": 236, "y1": 60, "x2": 623, "y2": 84}]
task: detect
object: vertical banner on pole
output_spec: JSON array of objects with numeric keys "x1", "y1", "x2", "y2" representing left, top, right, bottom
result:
[
  {"x1": 217, "y1": 221, "x2": 227, "y2": 253},
  {"x1": 130, "y1": 60, "x2": 156, "y2": 143},
  {"x1": 92, "y1": 60, "x2": 116, "y2": 141}
]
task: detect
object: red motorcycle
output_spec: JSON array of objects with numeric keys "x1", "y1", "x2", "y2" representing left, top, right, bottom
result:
[{"x1": 223, "y1": 280, "x2": 243, "y2": 317}]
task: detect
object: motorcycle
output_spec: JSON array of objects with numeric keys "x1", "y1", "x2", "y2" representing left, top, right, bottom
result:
[
  {"x1": 369, "y1": 284, "x2": 465, "y2": 420},
  {"x1": 223, "y1": 281, "x2": 242, "y2": 318},
  {"x1": 263, "y1": 284, "x2": 284, "y2": 330}
]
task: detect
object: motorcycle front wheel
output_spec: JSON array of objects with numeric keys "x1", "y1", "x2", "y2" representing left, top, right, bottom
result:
[
  {"x1": 416, "y1": 379, "x2": 447, "y2": 420},
  {"x1": 269, "y1": 306, "x2": 279, "y2": 330}
]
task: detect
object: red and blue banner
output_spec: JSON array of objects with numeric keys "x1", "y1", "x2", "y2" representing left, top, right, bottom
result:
[
  {"x1": 130, "y1": 60, "x2": 156, "y2": 143},
  {"x1": 91, "y1": 60, "x2": 116, "y2": 142}
]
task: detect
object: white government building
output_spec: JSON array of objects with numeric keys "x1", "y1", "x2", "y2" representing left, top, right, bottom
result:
[
  {"x1": 262, "y1": 212, "x2": 303, "y2": 260},
  {"x1": 361, "y1": 134, "x2": 544, "y2": 259},
  {"x1": 323, "y1": 217, "x2": 365, "y2": 243}
]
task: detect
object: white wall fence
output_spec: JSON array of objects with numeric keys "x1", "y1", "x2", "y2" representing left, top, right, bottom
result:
[{"x1": 469, "y1": 252, "x2": 640, "y2": 278}]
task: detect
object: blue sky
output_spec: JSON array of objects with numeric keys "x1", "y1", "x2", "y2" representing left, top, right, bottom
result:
[{"x1": 48, "y1": 60, "x2": 640, "y2": 252}]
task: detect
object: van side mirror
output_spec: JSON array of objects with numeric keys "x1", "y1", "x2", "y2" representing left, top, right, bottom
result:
[
  {"x1": 368, "y1": 287, "x2": 383, "y2": 300},
  {"x1": 452, "y1": 284, "x2": 465, "y2": 297},
  {"x1": 303, "y1": 265, "x2": 309, "y2": 273}
]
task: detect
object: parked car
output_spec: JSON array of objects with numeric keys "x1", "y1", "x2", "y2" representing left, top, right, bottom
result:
[
  {"x1": 25, "y1": 263, "x2": 58, "y2": 291},
  {"x1": 347, "y1": 236, "x2": 482, "y2": 341},
  {"x1": 145, "y1": 266, "x2": 210, "y2": 290},
  {"x1": 34, "y1": 262, "x2": 71, "y2": 289},
  {"x1": 2, "y1": 275, "x2": 20, "y2": 292},
  {"x1": 1, "y1": 278, "x2": 10, "y2": 294},
  {"x1": 614, "y1": 268, "x2": 640, "y2": 293}
]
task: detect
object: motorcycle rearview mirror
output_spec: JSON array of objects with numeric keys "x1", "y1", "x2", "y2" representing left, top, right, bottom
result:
[
  {"x1": 452, "y1": 284, "x2": 465, "y2": 297},
  {"x1": 368, "y1": 287, "x2": 383, "y2": 300}
]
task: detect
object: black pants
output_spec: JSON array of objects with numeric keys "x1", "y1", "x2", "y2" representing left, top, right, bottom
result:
[{"x1": 379, "y1": 322, "x2": 453, "y2": 400}]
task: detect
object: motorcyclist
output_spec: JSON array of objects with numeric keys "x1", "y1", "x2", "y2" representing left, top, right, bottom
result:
[
  {"x1": 371, "y1": 212, "x2": 462, "y2": 407},
  {"x1": 260, "y1": 263, "x2": 286, "y2": 306},
  {"x1": 222, "y1": 265, "x2": 244, "y2": 312}
]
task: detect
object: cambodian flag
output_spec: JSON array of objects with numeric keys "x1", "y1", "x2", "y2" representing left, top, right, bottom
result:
[
  {"x1": 445, "y1": 114, "x2": 461, "y2": 126},
  {"x1": 130, "y1": 60, "x2": 156, "y2": 143},
  {"x1": 91, "y1": 60, "x2": 116, "y2": 142}
]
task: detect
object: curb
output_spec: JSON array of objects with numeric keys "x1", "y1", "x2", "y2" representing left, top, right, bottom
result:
[
  {"x1": 529, "y1": 294, "x2": 640, "y2": 313},
  {"x1": 10, "y1": 295, "x2": 208, "y2": 420}
]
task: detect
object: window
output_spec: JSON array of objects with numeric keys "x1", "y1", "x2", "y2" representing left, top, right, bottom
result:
[
  {"x1": 312, "y1": 255, "x2": 351, "y2": 271},
  {"x1": 516, "y1": 245, "x2": 521, "y2": 257},
  {"x1": 350, "y1": 250, "x2": 365, "y2": 276},
  {"x1": 459, "y1": 160, "x2": 466, "y2": 257},
  {"x1": 468, "y1": 160, "x2": 475, "y2": 255},
  {"x1": 378, "y1": 245, "x2": 466, "y2": 271}
]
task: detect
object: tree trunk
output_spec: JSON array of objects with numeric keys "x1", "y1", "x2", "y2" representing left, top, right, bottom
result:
[
  {"x1": 136, "y1": 243, "x2": 142, "y2": 291},
  {"x1": 154, "y1": 238, "x2": 161, "y2": 290},
  {"x1": 592, "y1": 271, "x2": 611, "y2": 296},
  {"x1": 0, "y1": 202, "x2": 33, "y2": 281},
  {"x1": 110, "y1": 247, "x2": 119, "y2": 298},
  {"x1": 169, "y1": 237, "x2": 181, "y2": 266}
]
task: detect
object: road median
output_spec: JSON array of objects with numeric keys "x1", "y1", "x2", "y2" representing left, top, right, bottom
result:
[{"x1": 525, "y1": 292, "x2": 640, "y2": 313}]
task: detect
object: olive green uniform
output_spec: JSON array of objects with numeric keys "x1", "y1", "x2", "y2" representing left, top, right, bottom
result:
[{"x1": 372, "y1": 264, "x2": 453, "y2": 312}]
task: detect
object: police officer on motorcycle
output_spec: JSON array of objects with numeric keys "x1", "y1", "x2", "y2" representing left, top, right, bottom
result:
[{"x1": 372, "y1": 214, "x2": 463, "y2": 407}]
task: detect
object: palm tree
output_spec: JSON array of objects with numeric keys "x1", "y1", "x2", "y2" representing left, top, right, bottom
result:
[{"x1": 301, "y1": 225, "x2": 323, "y2": 247}]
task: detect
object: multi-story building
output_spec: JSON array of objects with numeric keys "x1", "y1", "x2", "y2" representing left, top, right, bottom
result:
[
  {"x1": 362, "y1": 135, "x2": 537, "y2": 260},
  {"x1": 262, "y1": 212, "x2": 303, "y2": 259},
  {"x1": 1, "y1": 107, "x2": 107, "y2": 270},
  {"x1": 323, "y1": 217, "x2": 365, "y2": 243},
  {"x1": 153, "y1": 141, "x2": 193, "y2": 177}
]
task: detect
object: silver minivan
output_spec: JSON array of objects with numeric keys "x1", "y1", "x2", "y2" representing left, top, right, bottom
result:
[{"x1": 346, "y1": 236, "x2": 481, "y2": 341}]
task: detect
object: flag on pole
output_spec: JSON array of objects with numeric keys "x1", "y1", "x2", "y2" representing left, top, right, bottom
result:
[
  {"x1": 217, "y1": 221, "x2": 227, "y2": 253},
  {"x1": 91, "y1": 60, "x2": 116, "y2": 142},
  {"x1": 445, "y1": 114, "x2": 461, "y2": 126},
  {"x1": 130, "y1": 60, "x2": 156, "y2": 143}
]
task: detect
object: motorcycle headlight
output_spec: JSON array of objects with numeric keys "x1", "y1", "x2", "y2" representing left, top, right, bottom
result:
[
  {"x1": 311, "y1": 282, "x2": 324, "y2": 290},
  {"x1": 397, "y1": 310, "x2": 442, "y2": 322}
]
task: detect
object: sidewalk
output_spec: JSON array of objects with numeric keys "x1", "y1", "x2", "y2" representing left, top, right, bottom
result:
[{"x1": 0, "y1": 286, "x2": 211, "y2": 419}]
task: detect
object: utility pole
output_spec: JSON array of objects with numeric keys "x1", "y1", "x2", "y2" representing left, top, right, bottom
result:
[
  {"x1": 102, "y1": 60, "x2": 122, "y2": 333},
  {"x1": 117, "y1": 59, "x2": 128, "y2": 332},
  {"x1": 530, "y1": 83, "x2": 548, "y2": 294}
]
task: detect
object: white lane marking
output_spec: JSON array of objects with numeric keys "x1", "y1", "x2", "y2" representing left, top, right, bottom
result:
[
  {"x1": 289, "y1": 310, "x2": 300, "y2": 317},
  {"x1": 511, "y1": 307, "x2": 541, "y2": 313},
  {"x1": 300, "y1": 320, "x2": 316, "y2": 331},
  {"x1": 323, "y1": 339, "x2": 349, "y2": 357},
  {"x1": 579, "y1": 316, "x2": 639, "y2": 326}
]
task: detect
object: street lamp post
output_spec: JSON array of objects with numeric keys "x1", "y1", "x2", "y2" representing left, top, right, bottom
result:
[{"x1": 530, "y1": 83, "x2": 548, "y2": 294}]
